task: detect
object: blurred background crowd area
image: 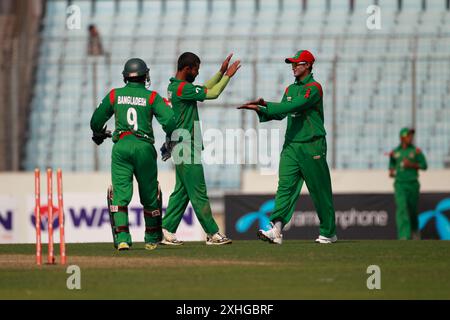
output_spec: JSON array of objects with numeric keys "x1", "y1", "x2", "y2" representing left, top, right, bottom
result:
[{"x1": 0, "y1": 0, "x2": 449, "y2": 191}]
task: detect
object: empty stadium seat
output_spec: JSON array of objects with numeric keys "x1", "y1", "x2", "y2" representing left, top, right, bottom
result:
[{"x1": 24, "y1": 0, "x2": 450, "y2": 186}]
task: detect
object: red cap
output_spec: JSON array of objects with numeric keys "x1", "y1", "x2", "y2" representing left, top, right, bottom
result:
[{"x1": 285, "y1": 50, "x2": 315, "y2": 65}]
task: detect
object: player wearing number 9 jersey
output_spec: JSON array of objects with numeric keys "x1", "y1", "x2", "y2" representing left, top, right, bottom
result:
[{"x1": 90, "y1": 58, "x2": 176, "y2": 251}]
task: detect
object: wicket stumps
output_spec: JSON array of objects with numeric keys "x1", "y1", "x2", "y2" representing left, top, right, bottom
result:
[{"x1": 34, "y1": 168, "x2": 66, "y2": 265}]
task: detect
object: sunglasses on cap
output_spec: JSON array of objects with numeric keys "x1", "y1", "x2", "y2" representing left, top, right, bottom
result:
[{"x1": 292, "y1": 62, "x2": 308, "y2": 68}]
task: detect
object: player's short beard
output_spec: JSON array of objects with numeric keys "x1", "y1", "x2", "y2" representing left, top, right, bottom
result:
[{"x1": 186, "y1": 73, "x2": 196, "y2": 83}]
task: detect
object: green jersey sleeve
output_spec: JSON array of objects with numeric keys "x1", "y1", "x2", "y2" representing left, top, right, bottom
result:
[
  {"x1": 415, "y1": 148, "x2": 428, "y2": 170},
  {"x1": 150, "y1": 92, "x2": 177, "y2": 136},
  {"x1": 264, "y1": 83, "x2": 322, "y2": 116},
  {"x1": 205, "y1": 75, "x2": 230, "y2": 100},
  {"x1": 177, "y1": 82, "x2": 207, "y2": 102},
  {"x1": 90, "y1": 90, "x2": 115, "y2": 133},
  {"x1": 204, "y1": 72, "x2": 223, "y2": 89},
  {"x1": 257, "y1": 87, "x2": 289, "y2": 122},
  {"x1": 389, "y1": 150, "x2": 396, "y2": 170}
]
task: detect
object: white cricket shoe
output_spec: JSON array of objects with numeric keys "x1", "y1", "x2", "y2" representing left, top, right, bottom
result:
[
  {"x1": 206, "y1": 232, "x2": 232, "y2": 245},
  {"x1": 160, "y1": 228, "x2": 184, "y2": 246},
  {"x1": 315, "y1": 235, "x2": 338, "y2": 244},
  {"x1": 258, "y1": 227, "x2": 283, "y2": 244}
]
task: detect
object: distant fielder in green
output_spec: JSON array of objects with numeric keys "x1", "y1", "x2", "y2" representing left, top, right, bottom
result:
[
  {"x1": 160, "y1": 52, "x2": 241, "y2": 245},
  {"x1": 90, "y1": 58, "x2": 176, "y2": 251},
  {"x1": 238, "y1": 50, "x2": 337, "y2": 244},
  {"x1": 389, "y1": 127, "x2": 428, "y2": 240}
]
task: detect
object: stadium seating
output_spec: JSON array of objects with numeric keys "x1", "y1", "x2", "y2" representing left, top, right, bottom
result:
[{"x1": 25, "y1": 0, "x2": 450, "y2": 189}]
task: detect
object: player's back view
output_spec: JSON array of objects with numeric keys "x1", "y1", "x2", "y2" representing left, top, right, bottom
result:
[{"x1": 90, "y1": 58, "x2": 176, "y2": 251}]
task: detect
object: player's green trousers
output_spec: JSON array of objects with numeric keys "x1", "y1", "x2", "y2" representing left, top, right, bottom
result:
[
  {"x1": 394, "y1": 180, "x2": 420, "y2": 240},
  {"x1": 269, "y1": 137, "x2": 336, "y2": 238},
  {"x1": 111, "y1": 135, "x2": 162, "y2": 245},
  {"x1": 162, "y1": 162, "x2": 219, "y2": 235}
]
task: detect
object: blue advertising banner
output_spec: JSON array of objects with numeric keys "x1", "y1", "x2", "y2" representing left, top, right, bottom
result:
[{"x1": 225, "y1": 193, "x2": 450, "y2": 240}]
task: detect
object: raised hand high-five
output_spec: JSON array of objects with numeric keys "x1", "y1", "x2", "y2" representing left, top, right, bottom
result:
[
  {"x1": 225, "y1": 60, "x2": 241, "y2": 78},
  {"x1": 220, "y1": 53, "x2": 233, "y2": 74}
]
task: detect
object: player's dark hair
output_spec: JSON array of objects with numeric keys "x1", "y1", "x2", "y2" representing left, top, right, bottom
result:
[
  {"x1": 125, "y1": 75, "x2": 147, "y2": 83},
  {"x1": 177, "y1": 52, "x2": 201, "y2": 71}
]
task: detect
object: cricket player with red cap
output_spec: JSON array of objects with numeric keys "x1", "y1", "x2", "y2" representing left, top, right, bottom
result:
[{"x1": 238, "y1": 50, "x2": 337, "y2": 244}]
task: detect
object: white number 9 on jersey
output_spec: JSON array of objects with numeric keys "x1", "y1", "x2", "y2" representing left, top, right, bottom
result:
[{"x1": 127, "y1": 108, "x2": 138, "y2": 131}]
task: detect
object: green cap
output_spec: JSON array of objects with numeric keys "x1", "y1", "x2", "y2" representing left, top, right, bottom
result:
[{"x1": 399, "y1": 127, "x2": 415, "y2": 137}]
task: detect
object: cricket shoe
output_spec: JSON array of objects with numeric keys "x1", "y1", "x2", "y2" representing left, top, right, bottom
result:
[
  {"x1": 257, "y1": 227, "x2": 282, "y2": 244},
  {"x1": 206, "y1": 232, "x2": 232, "y2": 245},
  {"x1": 160, "y1": 228, "x2": 184, "y2": 246},
  {"x1": 315, "y1": 235, "x2": 338, "y2": 244},
  {"x1": 117, "y1": 242, "x2": 130, "y2": 251},
  {"x1": 145, "y1": 243, "x2": 158, "y2": 251}
]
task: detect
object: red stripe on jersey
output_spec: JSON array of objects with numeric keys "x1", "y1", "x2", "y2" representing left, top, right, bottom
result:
[
  {"x1": 305, "y1": 82, "x2": 323, "y2": 97},
  {"x1": 109, "y1": 89, "x2": 115, "y2": 105},
  {"x1": 416, "y1": 147, "x2": 421, "y2": 154},
  {"x1": 204, "y1": 87, "x2": 208, "y2": 94},
  {"x1": 284, "y1": 87, "x2": 289, "y2": 95},
  {"x1": 304, "y1": 88, "x2": 311, "y2": 98},
  {"x1": 119, "y1": 131, "x2": 132, "y2": 139},
  {"x1": 177, "y1": 82, "x2": 187, "y2": 97},
  {"x1": 149, "y1": 91, "x2": 157, "y2": 105}
]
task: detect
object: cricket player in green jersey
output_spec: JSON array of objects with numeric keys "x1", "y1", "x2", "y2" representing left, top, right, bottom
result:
[
  {"x1": 90, "y1": 58, "x2": 176, "y2": 251},
  {"x1": 161, "y1": 52, "x2": 241, "y2": 245},
  {"x1": 389, "y1": 127, "x2": 428, "y2": 240},
  {"x1": 238, "y1": 50, "x2": 337, "y2": 244}
]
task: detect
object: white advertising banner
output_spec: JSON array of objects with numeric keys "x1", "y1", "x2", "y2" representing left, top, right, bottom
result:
[{"x1": 0, "y1": 196, "x2": 16, "y2": 243}]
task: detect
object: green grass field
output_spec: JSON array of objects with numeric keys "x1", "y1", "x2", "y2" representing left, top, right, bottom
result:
[{"x1": 1, "y1": 241, "x2": 449, "y2": 299}]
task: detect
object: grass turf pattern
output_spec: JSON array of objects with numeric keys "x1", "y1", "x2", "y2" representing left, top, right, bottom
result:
[{"x1": 0, "y1": 241, "x2": 449, "y2": 299}]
